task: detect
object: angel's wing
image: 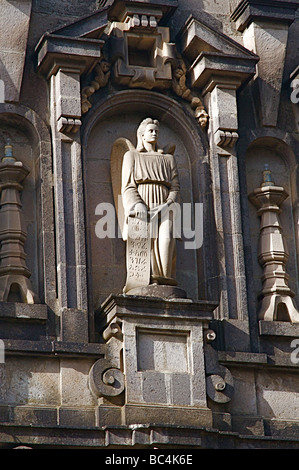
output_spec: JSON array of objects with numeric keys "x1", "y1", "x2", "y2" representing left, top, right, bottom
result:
[
  {"x1": 110, "y1": 137, "x2": 135, "y2": 239},
  {"x1": 163, "y1": 143, "x2": 176, "y2": 155}
]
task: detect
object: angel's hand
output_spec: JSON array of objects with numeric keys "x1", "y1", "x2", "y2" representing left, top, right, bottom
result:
[
  {"x1": 134, "y1": 203, "x2": 148, "y2": 219},
  {"x1": 150, "y1": 203, "x2": 169, "y2": 216}
]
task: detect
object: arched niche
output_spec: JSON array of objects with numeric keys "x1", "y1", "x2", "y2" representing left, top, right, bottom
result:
[
  {"x1": 245, "y1": 136, "x2": 299, "y2": 312},
  {"x1": 0, "y1": 105, "x2": 56, "y2": 308},
  {"x1": 81, "y1": 90, "x2": 216, "y2": 308}
]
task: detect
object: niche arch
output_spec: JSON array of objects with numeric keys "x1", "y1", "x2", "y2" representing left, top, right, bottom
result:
[
  {"x1": 82, "y1": 89, "x2": 217, "y2": 309},
  {"x1": 0, "y1": 104, "x2": 56, "y2": 307}
]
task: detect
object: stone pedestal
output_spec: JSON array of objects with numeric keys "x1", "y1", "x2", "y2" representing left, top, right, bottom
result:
[{"x1": 92, "y1": 294, "x2": 219, "y2": 427}]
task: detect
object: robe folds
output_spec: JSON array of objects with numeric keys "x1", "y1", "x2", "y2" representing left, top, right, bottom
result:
[{"x1": 121, "y1": 149, "x2": 180, "y2": 281}]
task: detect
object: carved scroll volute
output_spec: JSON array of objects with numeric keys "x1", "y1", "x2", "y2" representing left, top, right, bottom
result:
[
  {"x1": 206, "y1": 364, "x2": 234, "y2": 404},
  {"x1": 204, "y1": 331, "x2": 234, "y2": 404},
  {"x1": 89, "y1": 358, "x2": 125, "y2": 398}
]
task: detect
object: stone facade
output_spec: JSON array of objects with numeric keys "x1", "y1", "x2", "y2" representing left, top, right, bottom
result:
[{"x1": 0, "y1": 0, "x2": 298, "y2": 449}]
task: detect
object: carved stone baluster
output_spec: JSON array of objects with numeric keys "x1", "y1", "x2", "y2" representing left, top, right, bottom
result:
[
  {"x1": 249, "y1": 166, "x2": 299, "y2": 322},
  {"x1": 0, "y1": 140, "x2": 39, "y2": 304}
]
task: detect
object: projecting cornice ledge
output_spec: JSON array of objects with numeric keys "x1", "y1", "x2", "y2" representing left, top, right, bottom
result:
[
  {"x1": 231, "y1": 0, "x2": 299, "y2": 32},
  {"x1": 177, "y1": 16, "x2": 259, "y2": 93},
  {"x1": 35, "y1": 34, "x2": 104, "y2": 79}
]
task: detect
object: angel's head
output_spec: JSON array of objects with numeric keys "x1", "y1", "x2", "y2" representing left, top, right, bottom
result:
[{"x1": 136, "y1": 118, "x2": 160, "y2": 151}]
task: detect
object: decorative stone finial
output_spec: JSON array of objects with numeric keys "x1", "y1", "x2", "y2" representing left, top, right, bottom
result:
[
  {"x1": 0, "y1": 146, "x2": 39, "y2": 304},
  {"x1": 2, "y1": 139, "x2": 16, "y2": 163},
  {"x1": 261, "y1": 164, "x2": 275, "y2": 187},
  {"x1": 249, "y1": 180, "x2": 299, "y2": 323}
]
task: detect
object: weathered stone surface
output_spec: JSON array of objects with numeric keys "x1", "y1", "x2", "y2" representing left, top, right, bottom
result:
[
  {"x1": 0, "y1": 0, "x2": 298, "y2": 450},
  {"x1": 0, "y1": 0, "x2": 32, "y2": 102},
  {"x1": 97, "y1": 294, "x2": 218, "y2": 427}
]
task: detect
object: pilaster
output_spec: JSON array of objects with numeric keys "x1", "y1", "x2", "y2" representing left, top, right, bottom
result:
[
  {"x1": 231, "y1": 0, "x2": 299, "y2": 127},
  {"x1": 178, "y1": 17, "x2": 258, "y2": 341},
  {"x1": 36, "y1": 35, "x2": 104, "y2": 341}
]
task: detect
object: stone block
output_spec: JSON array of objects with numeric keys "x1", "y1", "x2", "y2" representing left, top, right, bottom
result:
[
  {"x1": 212, "y1": 411, "x2": 232, "y2": 432},
  {"x1": 222, "y1": 319, "x2": 251, "y2": 352},
  {"x1": 264, "y1": 418, "x2": 299, "y2": 438},
  {"x1": 60, "y1": 308, "x2": 89, "y2": 343},
  {"x1": 142, "y1": 372, "x2": 168, "y2": 404},
  {"x1": 172, "y1": 373, "x2": 192, "y2": 406},
  {"x1": 97, "y1": 405, "x2": 122, "y2": 426},
  {"x1": 150, "y1": 425, "x2": 206, "y2": 447},
  {"x1": 232, "y1": 415, "x2": 264, "y2": 436},
  {"x1": 60, "y1": 358, "x2": 96, "y2": 407},
  {"x1": 55, "y1": 68, "x2": 82, "y2": 121},
  {"x1": 137, "y1": 330, "x2": 189, "y2": 373},
  {"x1": 259, "y1": 321, "x2": 299, "y2": 337},
  {"x1": 1, "y1": 357, "x2": 60, "y2": 406},
  {"x1": 227, "y1": 368, "x2": 258, "y2": 416},
  {"x1": 132, "y1": 427, "x2": 151, "y2": 446},
  {"x1": 105, "y1": 428, "x2": 132, "y2": 446},
  {"x1": 59, "y1": 408, "x2": 96, "y2": 427},
  {"x1": 256, "y1": 370, "x2": 299, "y2": 420},
  {"x1": 123, "y1": 404, "x2": 213, "y2": 427},
  {"x1": 12, "y1": 406, "x2": 57, "y2": 426},
  {"x1": 0, "y1": 405, "x2": 10, "y2": 423}
]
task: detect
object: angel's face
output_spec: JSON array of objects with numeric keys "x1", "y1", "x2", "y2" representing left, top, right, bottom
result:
[{"x1": 142, "y1": 124, "x2": 159, "y2": 145}]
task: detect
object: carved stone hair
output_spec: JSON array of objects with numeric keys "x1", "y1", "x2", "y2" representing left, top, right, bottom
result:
[{"x1": 136, "y1": 118, "x2": 159, "y2": 151}]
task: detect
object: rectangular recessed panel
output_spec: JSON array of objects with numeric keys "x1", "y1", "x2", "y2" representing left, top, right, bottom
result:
[
  {"x1": 127, "y1": 35, "x2": 156, "y2": 67},
  {"x1": 137, "y1": 330, "x2": 189, "y2": 373}
]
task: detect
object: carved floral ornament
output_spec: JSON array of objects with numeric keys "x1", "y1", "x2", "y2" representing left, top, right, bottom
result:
[
  {"x1": 81, "y1": 53, "x2": 209, "y2": 130},
  {"x1": 80, "y1": 1, "x2": 209, "y2": 128}
]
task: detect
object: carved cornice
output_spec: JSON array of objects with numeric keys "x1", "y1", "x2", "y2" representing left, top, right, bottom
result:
[
  {"x1": 231, "y1": 1, "x2": 298, "y2": 127},
  {"x1": 35, "y1": 2, "x2": 212, "y2": 132},
  {"x1": 105, "y1": 0, "x2": 178, "y2": 23},
  {"x1": 35, "y1": 34, "x2": 104, "y2": 79},
  {"x1": 231, "y1": 0, "x2": 299, "y2": 32},
  {"x1": 177, "y1": 16, "x2": 259, "y2": 148},
  {"x1": 178, "y1": 15, "x2": 259, "y2": 91},
  {"x1": 35, "y1": 33, "x2": 105, "y2": 133}
]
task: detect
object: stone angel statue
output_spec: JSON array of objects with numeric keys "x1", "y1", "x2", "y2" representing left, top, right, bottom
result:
[{"x1": 110, "y1": 118, "x2": 181, "y2": 294}]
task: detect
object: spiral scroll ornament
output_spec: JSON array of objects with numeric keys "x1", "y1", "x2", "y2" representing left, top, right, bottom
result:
[
  {"x1": 88, "y1": 358, "x2": 125, "y2": 398},
  {"x1": 206, "y1": 365, "x2": 234, "y2": 404}
]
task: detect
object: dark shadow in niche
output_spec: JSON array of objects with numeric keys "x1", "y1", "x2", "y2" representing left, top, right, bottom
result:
[
  {"x1": 82, "y1": 90, "x2": 208, "y2": 309},
  {"x1": 221, "y1": 319, "x2": 251, "y2": 352},
  {"x1": 276, "y1": 303, "x2": 291, "y2": 322},
  {"x1": 7, "y1": 284, "x2": 23, "y2": 303}
]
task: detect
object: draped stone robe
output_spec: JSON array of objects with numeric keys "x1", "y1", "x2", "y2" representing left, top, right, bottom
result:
[{"x1": 121, "y1": 149, "x2": 180, "y2": 282}]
